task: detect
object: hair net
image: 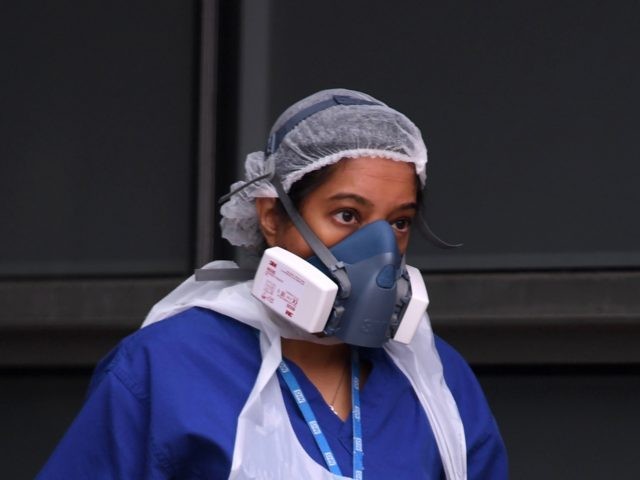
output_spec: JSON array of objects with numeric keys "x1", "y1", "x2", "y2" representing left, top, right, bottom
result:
[{"x1": 220, "y1": 88, "x2": 429, "y2": 248}]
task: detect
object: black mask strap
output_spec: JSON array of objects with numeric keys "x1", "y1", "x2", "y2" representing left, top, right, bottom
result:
[
  {"x1": 270, "y1": 175, "x2": 351, "y2": 298},
  {"x1": 416, "y1": 214, "x2": 463, "y2": 249},
  {"x1": 265, "y1": 95, "x2": 382, "y2": 156}
]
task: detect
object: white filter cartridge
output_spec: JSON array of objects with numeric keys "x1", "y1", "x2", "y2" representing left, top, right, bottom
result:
[
  {"x1": 251, "y1": 247, "x2": 338, "y2": 333},
  {"x1": 392, "y1": 265, "x2": 429, "y2": 344}
]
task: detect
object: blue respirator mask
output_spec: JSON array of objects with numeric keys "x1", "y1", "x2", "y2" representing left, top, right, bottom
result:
[
  {"x1": 306, "y1": 220, "x2": 420, "y2": 346},
  {"x1": 195, "y1": 95, "x2": 460, "y2": 347},
  {"x1": 196, "y1": 170, "x2": 454, "y2": 347}
]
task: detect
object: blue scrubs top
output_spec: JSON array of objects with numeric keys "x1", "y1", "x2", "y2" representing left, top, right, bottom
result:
[{"x1": 37, "y1": 307, "x2": 507, "y2": 479}]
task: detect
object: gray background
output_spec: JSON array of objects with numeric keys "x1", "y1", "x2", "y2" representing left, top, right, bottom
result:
[{"x1": 2, "y1": 1, "x2": 640, "y2": 478}]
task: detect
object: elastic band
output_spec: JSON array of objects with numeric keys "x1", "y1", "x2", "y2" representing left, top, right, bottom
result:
[
  {"x1": 271, "y1": 174, "x2": 352, "y2": 299},
  {"x1": 415, "y1": 214, "x2": 463, "y2": 249},
  {"x1": 266, "y1": 95, "x2": 382, "y2": 156},
  {"x1": 218, "y1": 171, "x2": 273, "y2": 205}
]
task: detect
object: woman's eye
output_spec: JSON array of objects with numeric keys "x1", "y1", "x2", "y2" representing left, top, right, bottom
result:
[
  {"x1": 391, "y1": 218, "x2": 412, "y2": 232},
  {"x1": 333, "y1": 210, "x2": 358, "y2": 225}
]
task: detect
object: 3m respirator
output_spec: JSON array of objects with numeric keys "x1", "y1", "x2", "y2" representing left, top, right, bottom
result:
[
  {"x1": 250, "y1": 220, "x2": 429, "y2": 347},
  {"x1": 196, "y1": 95, "x2": 460, "y2": 347}
]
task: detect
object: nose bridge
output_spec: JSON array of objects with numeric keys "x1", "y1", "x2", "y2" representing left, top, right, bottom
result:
[
  {"x1": 357, "y1": 219, "x2": 401, "y2": 256},
  {"x1": 363, "y1": 200, "x2": 396, "y2": 224},
  {"x1": 360, "y1": 217, "x2": 400, "y2": 247},
  {"x1": 362, "y1": 218, "x2": 394, "y2": 235},
  {"x1": 308, "y1": 219, "x2": 401, "y2": 268},
  {"x1": 362, "y1": 214, "x2": 387, "y2": 228},
  {"x1": 360, "y1": 201, "x2": 404, "y2": 232}
]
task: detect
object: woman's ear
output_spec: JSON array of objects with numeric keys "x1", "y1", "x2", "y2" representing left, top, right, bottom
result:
[{"x1": 255, "y1": 197, "x2": 280, "y2": 247}]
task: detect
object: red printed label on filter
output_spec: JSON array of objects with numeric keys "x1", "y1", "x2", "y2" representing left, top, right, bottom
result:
[{"x1": 260, "y1": 261, "x2": 303, "y2": 320}]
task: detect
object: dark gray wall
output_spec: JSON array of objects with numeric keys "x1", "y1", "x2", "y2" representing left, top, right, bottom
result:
[
  {"x1": 1, "y1": 0, "x2": 198, "y2": 277},
  {"x1": 265, "y1": 0, "x2": 640, "y2": 271}
]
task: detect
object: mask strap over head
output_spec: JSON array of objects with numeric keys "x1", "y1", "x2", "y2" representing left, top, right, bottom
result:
[
  {"x1": 265, "y1": 95, "x2": 383, "y2": 156},
  {"x1": 197, "y1": 171, "x2": 352, "y2": 309},
  {"x1": 416, "y1": 215, "x2": 463, "y2": 249},
  {"x1": 270, "y1": 174, "x2": 352, "y2": 299},
  {"x1": 265, "y1": 93, "x2": 461, "y2": 250},
  {"x1": 198, "y1": 95, "x2": 385, "y2": 285},
  {"x1": 195, "y1": 95, "x2": 461, "y2": 282}
]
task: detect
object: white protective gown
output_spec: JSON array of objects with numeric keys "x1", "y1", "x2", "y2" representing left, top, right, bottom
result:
[{"x1": 142, "y1": 261, "x2": 467, "y2": 480}]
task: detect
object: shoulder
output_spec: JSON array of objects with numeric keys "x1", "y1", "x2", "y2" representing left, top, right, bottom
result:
[
  {"x1": 129, "y1": 306, "x2": 258, "y2": 349},
  {"x1": 40, "y1": 307, "x2": 259, "y2": 479},
  {"x1": 432, "y1": 336, "x2": 492, "y2": 431},
  {"x1": 91, "y1": 307, "x2": 261, "y2": 400},
  {"x1": 433, "y1": 335, "x2": 509, "y2": 477},
  {"x1": 432, "y1": 334, "x2": 493, "y2": 418},
  {"x1": 120, "y1": 306, "x2": 257, "y2": 360},
  {"x1": 433, "y1": 335, "x2": 481, "y2": 398}
]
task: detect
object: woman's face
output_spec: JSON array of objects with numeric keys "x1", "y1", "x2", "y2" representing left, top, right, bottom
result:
[{"x1": 257, "y1": 156, "x2": 419, "y2": 257}]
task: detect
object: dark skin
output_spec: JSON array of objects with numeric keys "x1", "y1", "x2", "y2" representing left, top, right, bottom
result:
[{"x1": 256, "y1": 156, "x2": 418, "y2": 420}]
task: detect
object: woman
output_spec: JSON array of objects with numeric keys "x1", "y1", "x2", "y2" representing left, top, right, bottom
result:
[{"x1": 38, "y1": 89, "x2": 507, "y2": 479}]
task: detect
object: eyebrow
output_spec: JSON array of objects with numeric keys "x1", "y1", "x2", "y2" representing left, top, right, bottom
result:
[{"x1": 327, "y1": 193, "x2": 418, "y2": 211}]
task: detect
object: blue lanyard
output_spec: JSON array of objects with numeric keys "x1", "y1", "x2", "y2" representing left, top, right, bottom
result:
[
  {"x1": 350, "y1": 349, "x2": 364, "y2": 480},
  {"x1": 278, "y1": 349, "x2": 364, "y2": 479}
]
